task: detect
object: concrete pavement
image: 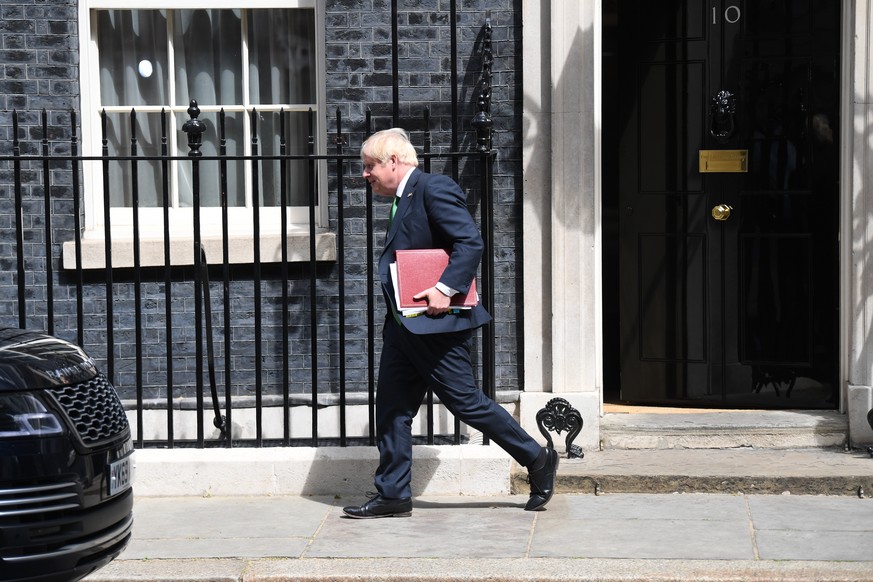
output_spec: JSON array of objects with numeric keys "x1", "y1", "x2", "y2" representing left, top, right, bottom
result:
[
  {"x1": 85, "y1": 490, "x2": 873, "y2": 581},
  {"x1": 81, "y1": 409, "x2": 873, "y2": 580}
]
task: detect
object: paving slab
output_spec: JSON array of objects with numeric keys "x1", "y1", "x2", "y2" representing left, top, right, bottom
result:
[
  {"x1": 531, "y1": 494, "x2": 755, "y2": 560},
  {"x1": 746, "y1": 495, "x2": 873, "y2": 561},
  {"x1": 125, "y1": 496, "x2": 336, "y2": 560},
  {"x1": 535, "y1": 492, "x2": 749, "y2": 521},
  {"x1": 746, "y1": 495, "x2": 873, "y2": 530},
  {"x1": 530, "y1": 517, "x2": 756, "y2": 560}
]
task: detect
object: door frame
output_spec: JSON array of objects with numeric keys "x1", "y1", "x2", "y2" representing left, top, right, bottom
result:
[
  {"x1": 610, "y1": 1, "x2": 844, "y2": 408},
  {"x1": 837, "y1": 1, "x2": 853, "y2": 415},
  {"x1": 520, "y1": 1, "x2": 851, "y2": 419}
]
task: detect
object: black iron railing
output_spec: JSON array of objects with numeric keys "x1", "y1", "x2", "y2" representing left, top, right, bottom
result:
[
  {"x1": 0, "y1": 101, "x2": 496, "y2": 450},
  {"x1": 0, "y1": 12, "x2": 499, "y2": 450},
  {"x1": 0, "y1": 102, "x2": 494, "y2": 447}
]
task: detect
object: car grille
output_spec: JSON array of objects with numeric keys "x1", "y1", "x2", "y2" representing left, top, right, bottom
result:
[
  {"x1": 0, "y1": 482, "x2": 81, "y2": 519},
  {"x1": 0, "y1": 482, "x2": 133, "y2": 563},
  {"x1": 48, "y1": 373, "x2": 130, "y2": 446}
]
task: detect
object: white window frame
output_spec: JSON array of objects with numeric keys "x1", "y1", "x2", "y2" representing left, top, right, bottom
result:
[{"x1": 69, "y1": 0, "x2": 333, "y2": 268}]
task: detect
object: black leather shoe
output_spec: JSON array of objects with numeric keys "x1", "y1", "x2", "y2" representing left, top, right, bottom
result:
[
  {"x1": 525, "y1": 447, "x2": 559, "y2": 511},
  {"x1": 343, "y1": 494, "x2": 413, "y2": 518}
]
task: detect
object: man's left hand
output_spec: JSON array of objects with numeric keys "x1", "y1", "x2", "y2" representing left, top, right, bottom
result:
[{"x1": 413, "y1": 287, "x2": 451, "y2": 316}]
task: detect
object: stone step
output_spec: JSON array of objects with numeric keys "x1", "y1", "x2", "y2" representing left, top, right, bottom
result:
[
  {"x1": 511, "y1": 447, "x2": 873, "y2": 496},
  {"x1": 511, "y1": 409, "x2": 869, "y2": 496},
  {"x1": 599, "y1": 409, "x2": 848, "y2": 450}
]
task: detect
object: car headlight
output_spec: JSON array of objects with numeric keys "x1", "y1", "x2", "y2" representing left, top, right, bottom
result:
[{"x1": 0, "y1": 393, "x2": 65, "y2": 438}]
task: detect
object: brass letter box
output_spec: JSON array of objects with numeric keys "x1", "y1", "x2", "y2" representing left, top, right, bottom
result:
[{"x1": 698, "y1": 149, "x2": 748, "y2": 173}]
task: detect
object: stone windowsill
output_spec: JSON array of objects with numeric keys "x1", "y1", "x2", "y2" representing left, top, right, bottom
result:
[{"x1": 61, "y1": 230, "x2": 337, "y2": 270}]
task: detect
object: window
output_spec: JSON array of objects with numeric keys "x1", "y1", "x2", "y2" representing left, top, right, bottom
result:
[{"x1": 71, "y1": 1, "x2": 331, "y2": 268}]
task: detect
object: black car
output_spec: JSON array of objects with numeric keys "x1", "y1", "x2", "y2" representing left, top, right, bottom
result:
[{"x1": 0, "y1": 328, "x2": 133, "y2": 582}]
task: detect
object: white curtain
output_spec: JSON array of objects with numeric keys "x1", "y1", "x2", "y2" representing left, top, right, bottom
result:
[
  {"x1": 248, "y1": 10, "x2": 314, "y2": 207},
  {"x1": 98, "y1": 10, "x2": 168, "y2": 207},
  {"x1": 174, "y1": 9, "x2": 243, "y2": 207}
]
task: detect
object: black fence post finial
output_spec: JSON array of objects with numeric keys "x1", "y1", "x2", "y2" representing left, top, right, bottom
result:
[
  {"x1": 471, "y1": 14, "x2": 493, "y2": 153},
  {"x1": 182, "y1": 99, "x2": 205, "y2": 157},
  {"x1": 536, "y1": 397, "x2": 585, "y2": 459}
]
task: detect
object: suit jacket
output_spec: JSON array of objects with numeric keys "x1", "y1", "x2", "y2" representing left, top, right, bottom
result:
[{"x1": 378, "y1": 168, "x2": 492, "y2": 335}]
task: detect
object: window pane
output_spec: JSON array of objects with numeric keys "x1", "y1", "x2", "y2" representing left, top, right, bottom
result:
[
  {"x1": 256, "y1": 111, "x2": 312, "y2": 207},
  {"x1": 176, "y1": 111, "x2": 245, "y2": 208},
  {"x1": 248, "y1": 9, "x2": 316, "y2": 104},
  {"x1": 174, "y1": 10, "x2": 243, "y2": 107},
  {"x1": 97, "y1": 10, "x2": 168, "y2": 106},
  {"x1": 104, "y1": 111, "x2": 167, "y2": 208}
]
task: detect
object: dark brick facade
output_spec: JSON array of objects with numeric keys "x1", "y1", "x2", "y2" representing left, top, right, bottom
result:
[{"x1": 0, "y1": 0, "x2": 524, "y2": 430}]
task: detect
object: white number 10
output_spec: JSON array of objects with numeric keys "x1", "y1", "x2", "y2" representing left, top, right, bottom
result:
[{"x1": 713, "y1": 5, "x2": 741, "y2": 24}]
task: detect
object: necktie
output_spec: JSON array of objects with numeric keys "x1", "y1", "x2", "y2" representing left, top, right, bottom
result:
[
  {"x1": 388, "y1": 195, "x2": 402, "y2": 325},
  {"x1": 388, "y1": 196, "x2": 399, "y2": 229}
]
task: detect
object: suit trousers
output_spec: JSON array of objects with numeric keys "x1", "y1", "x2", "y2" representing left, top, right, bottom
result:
[{"x1": 374, "y1": 316, "x2": 542, "y2": 499}]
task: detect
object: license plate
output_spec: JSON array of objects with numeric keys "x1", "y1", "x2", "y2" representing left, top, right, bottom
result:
[{"x1": 107, "y1": 454, "x2": 133, "y2": 497}]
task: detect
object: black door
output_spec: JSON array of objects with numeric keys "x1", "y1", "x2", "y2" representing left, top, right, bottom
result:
[{"x1": 605, "y1": 0, "x2": 840, "y2": 408}]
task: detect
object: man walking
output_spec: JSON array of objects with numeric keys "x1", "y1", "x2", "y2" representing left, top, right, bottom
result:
[{"x1": 342, "y1": 128, "x2": 558, "y2": 518}]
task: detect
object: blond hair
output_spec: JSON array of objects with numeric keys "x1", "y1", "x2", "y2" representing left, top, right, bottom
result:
[{"x1": 361, "y1": 128, "x2": 419, "y2": 167}]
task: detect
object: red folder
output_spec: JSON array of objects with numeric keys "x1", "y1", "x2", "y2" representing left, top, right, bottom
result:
[{"x1": 394, "y1": 249, "x2": 478, "y2": 310}]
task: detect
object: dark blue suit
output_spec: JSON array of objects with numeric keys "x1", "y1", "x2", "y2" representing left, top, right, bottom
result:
[{"x1": 373, "y1": 168, "x2": 541, "y2": 499}]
